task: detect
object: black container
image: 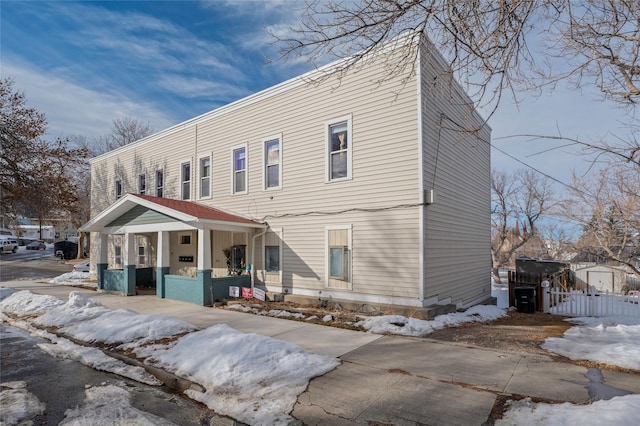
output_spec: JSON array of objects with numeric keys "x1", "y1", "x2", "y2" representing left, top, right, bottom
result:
[
  {"x1": 54, "y1": 240, "x2": 78, "y2": 259},
  {"x1": 514, "y1": 286, "x2": 536, "y2": 313}
]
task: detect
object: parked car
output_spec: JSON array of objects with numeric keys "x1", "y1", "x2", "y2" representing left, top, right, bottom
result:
[
  {"x1": 73, "y1": 260, "x2": 90, "y2": 272},
  {"x1": 54, "y1": 240, "x2": 78, "y2": 259},
  {"x1": 0, "y1": 239, "x2": 18, "y2": 254},
  {"x1": 26, "y1": 241, "x2": 46, "y2": 250}
]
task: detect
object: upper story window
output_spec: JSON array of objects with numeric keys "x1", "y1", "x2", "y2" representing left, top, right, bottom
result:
[
  {"x1": 156, "y1": 170, "x2": 164, "y2": 198},
  {"x1": 326, "y1": 115, "x2": 352, "y2": 181},
  {"x1": 115, "y1": 179, "x2": 123, "y2": 200},
  {"x1": 199, "y1": 155, "x2": 211, "y2": 198},
  {"x1": 263, "y1": 134, "x2": 282, "y2": 190},
  {"x1": 181, "y1": 161, "x2": 191, "y2": 200},
  {"x1": 232, "y1": 145, "x2": 247, "y2": 194},
  {"x1": 138, "y1": 174, "x2": 146, "y2": 195}
]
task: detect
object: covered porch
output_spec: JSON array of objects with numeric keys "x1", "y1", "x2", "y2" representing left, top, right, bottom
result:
[{"x1": 80, "y1": 194, "x2": 266, "y2": 306}]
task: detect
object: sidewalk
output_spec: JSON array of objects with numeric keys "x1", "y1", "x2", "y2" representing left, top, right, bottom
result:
[{"x1": 3, "y1": 280, "x2": 640, "y2": 425}]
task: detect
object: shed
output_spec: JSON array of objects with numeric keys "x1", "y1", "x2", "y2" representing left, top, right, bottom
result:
[{"x1": 574, "y1": 265, "x2": 629, "y2": 294}]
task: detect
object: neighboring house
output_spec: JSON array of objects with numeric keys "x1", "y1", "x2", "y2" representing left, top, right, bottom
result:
[{"x1": 81, "y1": 33, "x2": 491, "y2": 311}]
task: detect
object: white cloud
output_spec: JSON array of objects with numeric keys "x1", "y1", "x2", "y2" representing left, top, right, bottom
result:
[
  {"x1": 155, "y1": 75, "x2": 251, "y2": 100},
  {"x1": 3, "y1": 60, "x2": 175, "y2": 140}
]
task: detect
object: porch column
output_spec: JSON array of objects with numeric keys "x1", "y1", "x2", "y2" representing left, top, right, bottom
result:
[
  {"x1": 123, "y1": 233, "x2": 136, "y2": 295},
  {"x1": 96, "y1": 233, "x2": 108, "y2": 290},
  {"x1": 156, "y1": 230, "x2": 170, "y2": 298},
  {"x1": 197, "y1": 228, "x2": 213, "y2": 305}
]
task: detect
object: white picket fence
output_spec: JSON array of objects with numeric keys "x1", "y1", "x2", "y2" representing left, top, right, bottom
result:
[{"x1": 546, "y1": 288, "x2": 640, "y2": 318}]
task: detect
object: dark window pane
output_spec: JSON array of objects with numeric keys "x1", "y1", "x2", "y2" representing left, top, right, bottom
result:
[
  {"x1": 265, "y1": 246, "x2": 280, "y2": 272},
  {"x1": 267, "y1": 164, "x2": 279, "y2": 188},
  {"x1": 330, "y1": 152, "x2": 347, "y2": 179}
]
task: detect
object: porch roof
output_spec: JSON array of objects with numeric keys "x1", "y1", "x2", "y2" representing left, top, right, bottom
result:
[{"x1": 80, "y1": 193, "x2": 265, "y2": 232}]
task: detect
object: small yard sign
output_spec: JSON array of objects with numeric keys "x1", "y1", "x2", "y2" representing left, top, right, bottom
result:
[
  {"x1": 242, "y1": 287, "x2": 253, "y2": 299},
  {"x1": 253, "y1": 287, "x2": 266, "y2": 301},
  {"x1": 229, "y1": 286, "x2": 240, "y2": 298}
]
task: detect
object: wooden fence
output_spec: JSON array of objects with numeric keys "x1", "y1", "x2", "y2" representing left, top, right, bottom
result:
[
  {"x1": 546, "y1": 288, "x2": 640, "y2": 318},
  {"x1": 508, "y1": 270, "x2": 575, "y2": 312}
]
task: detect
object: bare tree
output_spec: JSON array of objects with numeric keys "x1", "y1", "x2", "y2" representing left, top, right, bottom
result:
[
  {"x1": 273, "y1": 1, "x2": 640, "y2": 163},
  {"x1": 91, "y1": 116, "x2": 153, "y2": 156},
  {"x1": 1, "y1": 78, "x2": 48, "y2": 224},
  {"x1": 491, "y1": 169, "x2": 556, "y2": 282},
  {"x1": 563, "y1": 165, "x2": 640, "y2": 277},
  {"x1": 1, "y1": 78, "x2": 89, "y2": 240}
]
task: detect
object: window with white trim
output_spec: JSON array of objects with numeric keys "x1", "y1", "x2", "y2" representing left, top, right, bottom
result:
[
  {"x1": 263, "y1": 229, "x2": 282, "y2": 284},
  {"x1": 263, "y1": 135, "x2": 282, "y2": 190},
  {"x1": 181, "y1": 161, "x2": 191, "y2": 200},
  {"x1": 199, "y1": 155, "x2": 211, "y2": 198},
  {"x1": 110, "y1": 235, "x2": 123, "y2": 269},
  {"x1": 138, "y1": 174, "x2": 146, "y2": 195},
  {"x1": 326, "y1": 226, "x2": 352, "y2": 290},
  {"x1": 232, "y1": 145, "x2": 247, "y2": 194},
  {"x1": 326, "y1": 115, "x2": 352, "y2": 181},
  {"x1": 115, "y1": 179, "x2": 123, "y2": 200},
  {"x1": 156, "y1": 169, "x2": 164, "y2": 197}
]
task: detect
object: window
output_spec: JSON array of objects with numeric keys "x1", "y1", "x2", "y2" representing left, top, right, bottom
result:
[
  {"x1": 326, "y1": 226, "x2": 352, "y2": 289},
  {"x1": 263, "y1": 229, "x2": 282, "y2": 284},
  {"x1": 138, "y1": 174, "x2": 146, "y2": 195},
  {"x1": 138, "y1": 245, "x2": 146, "y2": 266},
  {"x1": 232, "y1": 146, "x2": 247, "y2": 194},
  {"x1": 326, "y1": 116, "x2": 352, "y2": 181},
  {"x1": 330, "y1": 247, "x2": 349, "y2": 279},
  {"x1": 199, "y1": 155, "x2": 211, "y2": 198},
  {"x1": 181, "y1": 161, "x2": 191, "y2": 200},
  {"x1": 263, "y1": 135, "x2": 282, "y2": 190},
  {"x1": 180, "y1": 234, "x2": 191, "y2": 245},
  {"x1": 156, "y1": 170, "x2": 164, "y2": 197},
  {"x1": 265, "y1": 246, "x2": 280, "y2": 272},
  {"x1": 114, "y1": 246, "x2": 122, "y2": 267},
  {"x1": 115, "y1": 179, "x2": 123, "y2": 200}
]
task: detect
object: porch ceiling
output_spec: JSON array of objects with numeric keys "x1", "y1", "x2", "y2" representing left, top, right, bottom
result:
[{"x1": 80, "y1": 193, "x2": 265, "y2": 233}]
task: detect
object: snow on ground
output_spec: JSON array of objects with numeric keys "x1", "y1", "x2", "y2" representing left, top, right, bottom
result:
[
  {"x1": 0, "y1": 381, "x2": 46, "y2": 425},
  {"x1": 356, "y1": 304, "x2": 507, "y2": 337},
  {"x1": 1, "y1": 281, "x2": 639, "y2": 425},
  {"x1": 495, "y1": 394, "x2": 640, "y2": 425},
  {"x1": 59, "y1": 384, "x2": 177, "y2": 426},
  {"x1": 542, "y1": 316, "x2": 640, "y2": 370},
  {"x1": 0, "y1": 290, "x2": 339, "y2": 425},
  {"x1": 49, "y1": 271, "x2": 95, "y2": 287}
]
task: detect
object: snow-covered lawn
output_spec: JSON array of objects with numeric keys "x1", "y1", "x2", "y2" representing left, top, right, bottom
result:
[
  {"x1": 0, "y1": 289, "x2": 338, "y2": 425},
  {"x1": 48, "y1": 270, "x2": 95, "y2": 287},
  {"x1": 1, "y1": 282, "x2": 639, "y2": 425}
]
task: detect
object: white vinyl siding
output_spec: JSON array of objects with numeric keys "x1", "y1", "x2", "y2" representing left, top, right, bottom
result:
[{"x1": 419, "y1": 40, "x2": 491, "y2": 307}]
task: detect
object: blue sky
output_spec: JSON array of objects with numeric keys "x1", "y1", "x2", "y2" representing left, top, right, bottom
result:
[{"x1": 1, "y1": 0, "x2": 628, "y2": 194}]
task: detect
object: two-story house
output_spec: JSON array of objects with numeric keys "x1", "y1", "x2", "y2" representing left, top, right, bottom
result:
[{"x1": 81, "y1": 33, "x2": 491, "y2": 313}]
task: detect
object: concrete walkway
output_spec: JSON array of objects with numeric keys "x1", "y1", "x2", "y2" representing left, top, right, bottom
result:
[{"x1": 3, "y1": 280, "x2": 640, "y2": 425}]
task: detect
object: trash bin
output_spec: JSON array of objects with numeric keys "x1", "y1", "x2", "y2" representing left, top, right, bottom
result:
[{"x1": 514, "y1": 286, "x2": 536, "y2": 313}]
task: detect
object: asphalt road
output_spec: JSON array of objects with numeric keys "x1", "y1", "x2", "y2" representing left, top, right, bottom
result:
[
  {"x1": 1, "y1": 324, "x2": 219, "y2": 425},
  {"x1": 0, "y1": 247, "x2": 72, "y2": 282},
  {"x1": 1, "y1": 250, "x2": 234, "y2": 425}
]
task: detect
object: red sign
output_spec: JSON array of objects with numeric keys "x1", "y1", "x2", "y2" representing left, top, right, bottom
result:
[{"x1": 242, "y1": 287, "x2": 253, "y2": 299}]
